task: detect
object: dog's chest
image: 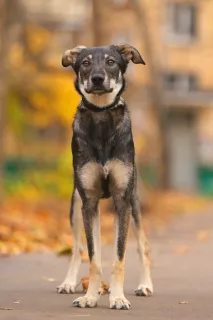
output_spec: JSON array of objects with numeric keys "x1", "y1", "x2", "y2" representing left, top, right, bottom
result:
[
  {"x1": 78, "y1": 108, "x2": 124, "y2": 164},
  {"x1": 82, "y1": 109, "x2": 122, "y2": 141}
]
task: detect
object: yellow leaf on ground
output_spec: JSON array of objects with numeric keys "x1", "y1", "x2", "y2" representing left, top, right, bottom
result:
[
  {"x1": 196, "y1": 230, "x2": 209, "y2": 242},
  {"x1": 43, "y1": 277, "x2": 57, "y2": 282},
  {"x1": 81, "y1": 277, "x2": 89, "y2": 293},
  {"x1": 174, "y1": 245, "x2": 190, "y2": 255},
  {"x1": 14, "y1": 300, "x2": 21, "y2": 304},
  {"x1": 81, "y1": 277, "x2": 109, "y2": 295}
]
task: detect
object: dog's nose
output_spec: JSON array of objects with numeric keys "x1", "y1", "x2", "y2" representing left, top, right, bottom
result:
[{"x1": 91, "y1": 74, "x2": 104, "y2": 86}]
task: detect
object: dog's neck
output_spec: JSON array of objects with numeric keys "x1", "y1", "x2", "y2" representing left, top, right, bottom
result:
[{"x1": 81, "y1": 94, "x2": 124, "y2": 112}]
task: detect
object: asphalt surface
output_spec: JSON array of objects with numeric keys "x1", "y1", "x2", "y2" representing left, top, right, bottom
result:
[{"x1": 1, "y1": 210, "x2": 213, "y2": 319}]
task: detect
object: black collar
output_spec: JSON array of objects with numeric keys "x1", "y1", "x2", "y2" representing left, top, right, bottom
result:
[{"x1": 81, "y1": 96, "x2": 122, "y2": 112}]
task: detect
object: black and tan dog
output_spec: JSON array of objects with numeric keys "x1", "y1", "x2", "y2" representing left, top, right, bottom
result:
[{"x1": 57, "y1": 44, "x2": 153, "y2": 310}]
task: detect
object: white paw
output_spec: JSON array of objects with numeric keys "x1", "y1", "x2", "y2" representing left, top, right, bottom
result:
[
  {"x1": 57, "y1": 281, "x2": 76, "y2": 294},
  {"x1": 72, "y1": 294, "x2": 99, "y2": 308},
  {"x1": 135, "y1": 283, "x2": 153, "y2": 297},
  {"x1": 110, "y1": 296, "x2": 131, "y2": 310}
]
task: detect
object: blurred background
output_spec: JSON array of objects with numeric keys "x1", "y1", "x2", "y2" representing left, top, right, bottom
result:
[{"x1": 1, "y1": 0, "x2": 213, "y2": 256}]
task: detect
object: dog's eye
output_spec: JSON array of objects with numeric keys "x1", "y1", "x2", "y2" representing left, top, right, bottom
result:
[
  {"x1": 82, "y1": 60, "x2": 90, "y2": 67},
  {"x1": 107, "y1": 59, "x2": 115, "y2": 66}
]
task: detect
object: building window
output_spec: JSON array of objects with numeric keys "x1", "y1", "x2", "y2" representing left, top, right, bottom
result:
[
  {"x1": 166, "y1": 3, "x2": 196, "y2": 43},
  {"x1": 112, "y1": 0, "x2": 129, "y2": 7},
  {"x1": 164, "y1": 73, "x2": 197, "y2": 91},
  {"x1": 112, "y1": 32, "x2": 130, "y2": 44}
]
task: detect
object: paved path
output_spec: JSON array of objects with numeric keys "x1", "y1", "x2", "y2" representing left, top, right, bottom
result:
[{"x1": 1, "y1": 210, "x2": 213, "y2": 319}]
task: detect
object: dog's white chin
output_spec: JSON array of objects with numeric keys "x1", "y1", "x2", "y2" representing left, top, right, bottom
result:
[
  {"x1": 79, "y1": 81, "x2": 122, "y2": 108},
  {"x1": 83, "y1": 91, "x2": 119, "y2": 107}
]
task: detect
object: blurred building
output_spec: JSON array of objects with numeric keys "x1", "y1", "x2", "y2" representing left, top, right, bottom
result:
[
  {"x1": 81, "y1": 0, "x2": 213, "y2": 193},
  {"x1": 10, "y1": 0, "x2": 213, "y2": 193}
]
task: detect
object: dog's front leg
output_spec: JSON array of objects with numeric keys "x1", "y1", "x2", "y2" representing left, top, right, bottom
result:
[
  {"x1": 109, "y1": 197, "x2": 131, "y2": 310},
  {"x1": 73, "y1": 198, "x2": 102, "y2": 308}
]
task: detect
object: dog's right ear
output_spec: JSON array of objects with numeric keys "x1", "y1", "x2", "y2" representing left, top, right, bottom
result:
[{"x1": 62, "y1": 45, "x2": 87, "y2": 67}]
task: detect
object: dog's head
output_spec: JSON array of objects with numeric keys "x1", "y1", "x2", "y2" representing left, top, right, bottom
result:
[{"x1": 62, "y1": 44, "x2": 145, "y2": 107}]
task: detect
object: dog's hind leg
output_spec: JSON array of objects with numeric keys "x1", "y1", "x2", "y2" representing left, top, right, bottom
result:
[
  {"x1": 131, "y1": 193, "x2": 153, "y2": 296},
  {"x1": 57, "y1": 189, "x2": 83, "y2": 294}
]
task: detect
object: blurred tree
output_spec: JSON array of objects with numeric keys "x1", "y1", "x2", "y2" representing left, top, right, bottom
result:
[
  {"x1": 131, "y1": 0, "x2": 168, "y2": 188},
  {"x1": 0, "y1": 0, "x2": 81, "y2": 199},
  {"x1": 0, "y1": 0, "x2": 8, "y2": 202},
  {"x1": 7, "y1": 15, "x2": 80, "y2": 138},
  {"x1": 9, "y1": 25, "x2": 79, "y2": 131},
  {"x1": 91, "y1": 0, "x2": 103, "y2": 46}
]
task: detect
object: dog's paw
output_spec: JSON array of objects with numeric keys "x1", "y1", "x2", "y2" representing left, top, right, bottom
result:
[
  {"x1": 135, "y1": 283, "x2": 153, "y2": 297},
  {"x1": 57, "y1": 281, "x2": 76, "y2": 294},
  {"x1": 72, "y1": 294, "x2": 99, "y2": 308},
  {"x1": 110, "y1": 296, "x2": 131, "y2": 310}
]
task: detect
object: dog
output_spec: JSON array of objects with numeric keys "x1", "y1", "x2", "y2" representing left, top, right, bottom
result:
[{"x1": 57, "y1": 44, "x2": 153, "y2": 310}]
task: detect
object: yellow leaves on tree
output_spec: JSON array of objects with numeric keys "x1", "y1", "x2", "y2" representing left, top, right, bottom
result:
[
  {"x1": 8, "y1": 23, "x2": 81, "y2": 129},
  {"x1": 26, "y1": 25, "x2": 51, "y2": 53},
  {"x1": 25, "y1": 25, "x2": 52, "y2": 55},
  {"x1": 30, "y1": 73, "x2": 80, "y2": 127}
]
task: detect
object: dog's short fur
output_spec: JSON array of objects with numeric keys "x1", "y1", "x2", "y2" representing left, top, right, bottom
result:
[{"x1": 57, "y1": 44, "x2": 153, "y2": 310}]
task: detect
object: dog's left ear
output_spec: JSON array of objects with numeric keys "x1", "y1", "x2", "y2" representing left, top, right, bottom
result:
[
  {"x1": 113, "y1": 43, "x2": 145, "y2": 65},
  {"x1": 62, "y1": 45, "x2": 87, "y2": 67}
]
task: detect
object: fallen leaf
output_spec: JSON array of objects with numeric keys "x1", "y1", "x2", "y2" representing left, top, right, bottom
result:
[
  {"x1": 196, "y1": 230, "x2": 209, "y2": 242},
  {"x1": 81, "y1": 277, "x2": 109, "y2": 295},
  {"x1": 101, "y1": 281, "x2": 110, "y2": 294},
  {"x1": 13, "y1": 300, "x2": 21, "y2": 304},
  {"x1": 81, "y1": 276, "x2": 89, "y2": 293},
  {"x1": 43, "y1": 277, "x2": 57, "y2": 282},
  {"x1": 57, "y1": 247, "x2": 72, "y2": 256},
  {"x1": 174, "y1": 245, "x2": 190, "y2": 255},
  {"x1": 0, "y1": 225, "x2": 11, "y2": 240}
]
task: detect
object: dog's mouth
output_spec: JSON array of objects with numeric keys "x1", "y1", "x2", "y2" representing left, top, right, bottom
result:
[{"x1": 85, "y1": 87, "x2": 113, "y2": 95}]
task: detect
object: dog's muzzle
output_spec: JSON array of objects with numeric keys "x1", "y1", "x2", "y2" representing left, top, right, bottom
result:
[{"x1": 84, "y1": 73, "x2": 113, "y2": 94}]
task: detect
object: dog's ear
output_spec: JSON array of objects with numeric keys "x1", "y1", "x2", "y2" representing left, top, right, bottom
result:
[
  {"x1": 113, "y1": 44, "x2": 145, "y2": 65},
  {"x1": 62, "y1": 45, "x2": 87, "y2": 67}
]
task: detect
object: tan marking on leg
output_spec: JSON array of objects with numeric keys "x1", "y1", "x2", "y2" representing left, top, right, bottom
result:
[
  {"x1": 109, "y1": 215, "x2": 131, "y2": 310},
  {"x1": 132, "y1": 216, "x2": 153, "y2": 296},
  {"x1": 79, "y1": 162, "x2": 103, "y2": 194},
  {"x1": 73, "y1": 208, "x2": 102, "y2": 308},
  {"x1": 111, "y1": 258, "x2": 125, "y2": 292},
  {"x1": 105, "y1": 160, "x2": 133, "y2": 192},
  {"x1": 111, "y1": 215, "x2": 125, "y2": 284}
]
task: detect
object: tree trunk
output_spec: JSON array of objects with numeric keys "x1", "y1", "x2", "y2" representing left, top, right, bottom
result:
[
  {"x1": 0, "y1": 0, "x2": 8, "y2": 202},
  {"x1": 131, "y1": 0, "x2": 168, "y2": 188},
  {"x1": 91, "y1": 0, "x2": 105, "y2": 46}
]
